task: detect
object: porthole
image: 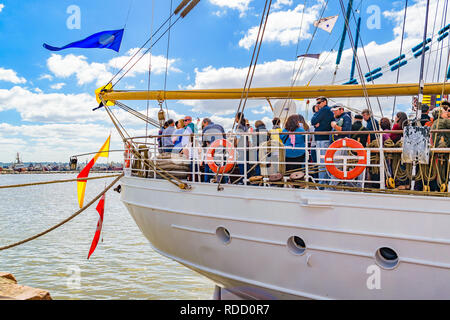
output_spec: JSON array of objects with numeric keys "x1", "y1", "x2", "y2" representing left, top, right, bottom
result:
[
  {"x1": 216, "y1": 227, "x2": 231, "y2": 245},
  {"x1": 375, "y1": 247, "x2": 399, "y2": 269},
  {"x1": 287, "y1": 236, "x2": 306, "y2": 255}
]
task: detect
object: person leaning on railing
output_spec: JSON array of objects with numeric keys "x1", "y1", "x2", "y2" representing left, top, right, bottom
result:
[
  {"x1": 269, "y1": 117, "x2": 282, "y2": 143},
  {"x1": 280, "y1": 114, "x2": 306, "y2": 172},
  {"x1": 379, "y1": 117, "x2": 392, "y2": 143},
  {"x1": 252, "y1": 120, "x2": 269, "y2": 176},
  {"x1": 389, "y1": 112, "x2": 408, "y2": 143},
  {"x1": 234, "y1": 112, "x2": 251, "y2": 183},
  {"x1": 162, "y1": 119, "x2": 176, "y2": 153},
  {"x1": 431, "y1": 108, "x2": 450, "y2": 147},
  {"x1": 362, "y1": 109, "x2": 380, "y2": 144},
  {"x1": 311, "y1": 96, "x2": 334, "y2": 187},
  {"x1": 351, "y1": 114, "x2": 369, "y2": 147},
  {"x1": 201, "y1": 118, "x2": 226, "y2": 183},
  {"x1": 330, "y1": 104, "x2": 352, "y2": 142}
]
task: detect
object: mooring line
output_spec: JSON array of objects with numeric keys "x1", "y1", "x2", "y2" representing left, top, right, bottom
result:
[
  {"x1": 0, "y1": 174, "x2": 121, "y2": 190},
  {"x1": 0, "y1": 173, "x2": 124, "y2": 251}
]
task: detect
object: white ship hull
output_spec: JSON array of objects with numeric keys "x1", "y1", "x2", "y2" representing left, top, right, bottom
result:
[{"x1": 120, "y1": 176, "x2": 450, "y2": 299}]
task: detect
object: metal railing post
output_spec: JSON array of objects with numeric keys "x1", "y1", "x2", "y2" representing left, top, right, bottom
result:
[
  {"x1": 379, "y1": 137, "x2": 385, "y2": 189},
  {"x1": 305, "y1": 134, "x2": 310, "y2": 186},
  {"x1": 244, "y1": 135, "x2": 248, "y2": 185}
]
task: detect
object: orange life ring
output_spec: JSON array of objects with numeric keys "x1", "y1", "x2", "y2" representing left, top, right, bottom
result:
[
  {"x1": 325, "y1": 138, "x2": 367, "y2": 180},
  {"x1": 206, "y1": 139, "x2": 236, "y2": 174},
  {"x1": 124, "y1": 143, "x2": 131, "y2": 168}
]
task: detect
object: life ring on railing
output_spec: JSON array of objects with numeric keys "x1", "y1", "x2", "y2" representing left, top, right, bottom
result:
[
  {"x1": 124, "y1": 143, "x2": 131, "y2": 168},
  {"x1": 325, "y1": 138, "x2": 367, "y2": 180},
  {"x1": 206, "y1": 139, "x2": 236, "y2": 174}
]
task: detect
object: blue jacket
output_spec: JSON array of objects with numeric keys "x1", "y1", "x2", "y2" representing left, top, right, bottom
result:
[
  {"x1": 280, "y1": 128, "x2": 306, "y2": 158},
  {"x1": 311, "y1": 105, "x2": 334, "y2": 141},
  {"x1": 331, "y1": 112, "x2": 352, "y2": 142},
  {"x1": 202, "y1": 122, "x2": 225, "y2": 146},
  {"x1": 162, "y1": 126, "x2": 175, "y2": 147},
  {"x1": 365, "y1": 117, "x2": 380, "y2": 142}
]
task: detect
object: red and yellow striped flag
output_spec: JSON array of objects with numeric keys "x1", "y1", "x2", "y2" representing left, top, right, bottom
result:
[{"x1": 77, "y1": 135, "x2": 110, "y2": 208}]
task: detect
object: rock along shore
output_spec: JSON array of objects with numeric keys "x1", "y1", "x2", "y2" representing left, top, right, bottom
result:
[{"x1": 0, "y1": 272, "x2": 52, "y2": 300}]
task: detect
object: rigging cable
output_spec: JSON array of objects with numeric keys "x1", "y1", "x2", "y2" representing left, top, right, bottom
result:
[
  {"x1": 146, "y1": 0, "x2": 156, "y2": 143},
  {"x1": 112, "y1": 15, "x2": 182, "y2": 88},
  {"x1": 391, "y1": 0, "x2": 408, "y2": 120},
  {"x1": 105, "y1": 12, "x2": 177, "y2": 89},
  {"x1": 348, "y1": 4, "x2": 384, "y2": 118},
  {"x1": 277, "y1": 0, "x2": 329, "y2": 122},
  {"x1": 163, "y1": 0, "x2": 174, "y2": 120},
  {"x1": 111, "y1": 0, "x2": 201, "y2": 89},
  {"x1": 232, "y1": 0, "x2": 272, "y2": 130},
  {"x1": 435, "y1": 0, "x2": 449, "y2": 82},
  {"x1": 424, "y1": 0, "x2": 440, "y2": 82},
  {"x1": 417, "y1": 0, "x2": 431, "y2": 120},
  {"x1": 290, "y1": 0, "x2": 309, "y2": 84}
]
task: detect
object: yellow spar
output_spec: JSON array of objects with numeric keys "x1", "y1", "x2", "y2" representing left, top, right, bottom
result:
[{"x1": 97, "y1": 83, "x2": 450, "y2": 102}]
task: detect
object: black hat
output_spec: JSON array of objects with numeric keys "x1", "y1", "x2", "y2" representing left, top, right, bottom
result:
[{"x1": 354, "y1": 114, "x2": 363, "y2": 120}]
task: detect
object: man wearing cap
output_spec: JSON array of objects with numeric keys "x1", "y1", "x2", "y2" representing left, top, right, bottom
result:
[
  {"x1": 311, "y1": 96, "x2": 334, "y2": 186},
  {"x1": 330, "y1": 104, "x2": 352, "y2": 142}
]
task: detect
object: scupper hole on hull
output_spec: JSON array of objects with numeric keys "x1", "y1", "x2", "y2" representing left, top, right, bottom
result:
[
  {"x1": 216, "y1": 227, "x2": 231, "y2": 245},
  {"x1": 375, "y1": 247, "x2": 399, "y2": 269},
  {"x1": 287, "y1": 236, "x2": 306, "y2": 255}
]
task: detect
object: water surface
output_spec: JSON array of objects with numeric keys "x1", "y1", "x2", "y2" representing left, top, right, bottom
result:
[{"x1": 0, "y1": 173, "x2": 214, "y2": 299}]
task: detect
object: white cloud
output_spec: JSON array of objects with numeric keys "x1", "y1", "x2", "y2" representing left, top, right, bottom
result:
[
  {"x1": 46, "y1": 49, "x2": 180, "y2": 87},
  {"x1": 272, "y1": 0, "x2": 293, "y2": 10},
  {"x1": 39, "y1": 74, "x2": 54, "y2": 81},
  {"x1": 50, "y1": 82, "x2": 66, "y2": 90},
  {"x1": 209, "y1": 0, "x2": 252, "y2": 17},
  {"x1": 0, "y1": 122, "x2": 123, "y2": 162},
  {"x1": 0, "y1": 4, "x2": 4, "y2": 13},
  {"x1": 0, "y1": 67, "x2": 26, "y2": 84},
  {"x1": 47, "y1": 54, "x2": 113, "y2": 86},
  {"x1": 0, "y1": 86, "x2": 103, "y2": 123},
  {"x1": 181, "y1": 59, "x2": 297, "y2": 114},
  {"x1": 239, "y1": 3, "x2": 321, "y2": 49},
  {"x1": 108, "y1": 48, "x2": 181, "y2": 78}
]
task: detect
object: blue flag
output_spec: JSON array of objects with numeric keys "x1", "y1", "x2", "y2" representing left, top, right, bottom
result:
[{"x1": 43, "y1": 29, "x2": 124, "y2": 52}]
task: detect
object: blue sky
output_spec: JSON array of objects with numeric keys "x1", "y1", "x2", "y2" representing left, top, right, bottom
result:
[{"x1": 0, "y1": 0, "x2": 445, "y2": 162}]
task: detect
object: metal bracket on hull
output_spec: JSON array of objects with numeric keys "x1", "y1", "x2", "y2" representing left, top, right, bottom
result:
[{"x1": 299, "y1": 195, "x2": 333, "y2": 208}]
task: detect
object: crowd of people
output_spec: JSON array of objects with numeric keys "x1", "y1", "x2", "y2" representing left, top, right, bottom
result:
[{"x1": 153, "y1": 96, "x2": 450, "y2": 188}]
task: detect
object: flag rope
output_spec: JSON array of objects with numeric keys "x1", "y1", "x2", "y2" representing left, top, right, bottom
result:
[
  {"x1": 0, "y1": 174, "x2": 123, "y2": 251},
  {"x1": 0, "y1": 174, "x2": 121, "y2": 190}
]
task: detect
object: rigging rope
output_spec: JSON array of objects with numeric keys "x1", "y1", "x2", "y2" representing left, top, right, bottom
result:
[
  {"x1": 112, "y1": 15, "x2": 182, "y2": 88},
  {"x1": 436, "y1": 0, "x2": 449, "y2": 82},
  {"x1": 424, "y1": 0, "x2": 440, "y2": 82},
  {"x1": 275, "y1": 0, "x2": 329, "y2": 123},
  {"x1": 391, "y1": 0, "x2": 408, "y2": 120},
  {"x1": 146, "y1": 0, "x2": 156, "y2": 143},
  {"x1": 0, "y1": 174, "x2": 123, "y2": 251},
  {"x1": 0, "y1": 174, "x2": 121, "y2": 190},
  {"x1": 163, "y1": 0, "x2": 174, "y2": 120},
  {"x1": 233, "y1": 0, "x2": 272, "y2": 131},
  {"x1": 105, "y1": 13, "x2": 176, "y2": 89}
]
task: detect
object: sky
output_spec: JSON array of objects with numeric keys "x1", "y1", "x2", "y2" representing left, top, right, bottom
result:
[{"x1": 0, "y1": 0, "x2": 449, "y2": 163}]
